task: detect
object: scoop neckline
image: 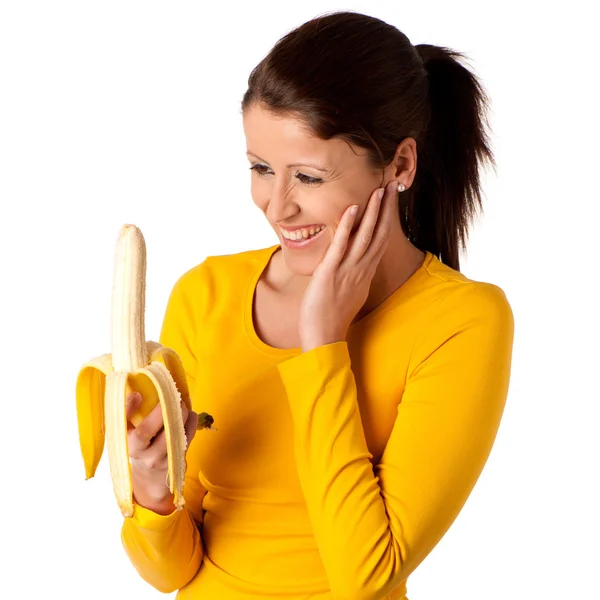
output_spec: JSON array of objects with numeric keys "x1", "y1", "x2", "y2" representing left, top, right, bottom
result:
[{"x1": 244, "y1": 243, "x2": 434, "y2": 356}]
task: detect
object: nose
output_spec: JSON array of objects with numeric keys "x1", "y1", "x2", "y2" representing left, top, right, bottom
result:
[{"x1": 264, "y1": 180, "x2": 297, "y2": 224}]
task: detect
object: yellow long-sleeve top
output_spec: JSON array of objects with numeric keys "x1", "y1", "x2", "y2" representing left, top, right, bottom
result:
[{"x1": 121, "y1": 243, "x2": 514, "y2": 600}]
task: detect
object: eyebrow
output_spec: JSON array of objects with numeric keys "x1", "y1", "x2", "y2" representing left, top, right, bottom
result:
[{"x1": 246, "y1": 151, "x2": 330, "y2": 172}]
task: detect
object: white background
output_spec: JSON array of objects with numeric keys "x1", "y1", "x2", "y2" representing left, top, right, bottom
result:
[{"x1": 1, "y1": 1, "x2": 598, "y2": 598}]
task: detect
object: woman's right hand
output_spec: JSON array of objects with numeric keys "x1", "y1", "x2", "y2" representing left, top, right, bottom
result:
[{"x1": 125, "y1": 391, "x2": 199, "y2": 515}]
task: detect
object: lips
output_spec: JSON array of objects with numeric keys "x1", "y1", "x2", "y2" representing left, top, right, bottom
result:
[{"x1": 280, "y1": 223, "x2": 325, "y2": 232}]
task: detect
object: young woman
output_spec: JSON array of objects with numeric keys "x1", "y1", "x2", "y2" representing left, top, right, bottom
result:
[{"x1": 121, "y1": 10, "x2": 514, "y2": 600}]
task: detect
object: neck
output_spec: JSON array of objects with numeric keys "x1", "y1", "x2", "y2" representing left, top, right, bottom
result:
[{"x1": 352, "y1": 222, "x2": 425, "y2": 322}]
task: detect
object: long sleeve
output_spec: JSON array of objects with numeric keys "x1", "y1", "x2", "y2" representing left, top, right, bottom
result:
[
  {"x1": 120, "y1": 265, "x2": 209, "y2": 593},
  {"x1": 275, "y1": 283, "x2": 515, "y2": 600}
]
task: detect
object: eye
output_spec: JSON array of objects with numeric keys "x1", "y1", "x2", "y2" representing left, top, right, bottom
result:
[
  {"x1": 249, "y1": 164, "x2": 322, "y2": 186},
  {"x1": 296, "y1": 173, "x2": 322, "y2": 186}
]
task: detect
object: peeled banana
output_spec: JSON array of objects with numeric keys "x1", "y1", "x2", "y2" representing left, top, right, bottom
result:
[{"x1": 76, "y1": 224, "x2": 214, "y2": 518}]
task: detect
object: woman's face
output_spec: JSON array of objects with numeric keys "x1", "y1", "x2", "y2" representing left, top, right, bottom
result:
[{"x1": 242, "y1": 103, "x2": 386, "y2": 277}]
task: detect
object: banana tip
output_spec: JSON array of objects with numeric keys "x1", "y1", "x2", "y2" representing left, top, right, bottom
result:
[{"x1": 119, "y1": 224, "x2": 141, "y2": 238}]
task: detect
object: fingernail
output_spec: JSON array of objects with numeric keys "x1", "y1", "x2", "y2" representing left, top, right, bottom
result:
[{"x1": 377, "y1": 188, "x2": 384, "y2": 201}]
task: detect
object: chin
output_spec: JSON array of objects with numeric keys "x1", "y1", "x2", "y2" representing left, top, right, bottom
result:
[{"x1": 279, "y1": 239, "x2": 329, "y2": 277}]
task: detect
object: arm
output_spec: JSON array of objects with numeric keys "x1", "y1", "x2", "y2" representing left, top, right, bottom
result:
[
  {"x1": 121, "y1": 265, "x2": 209, "y2": 593},
  {"x1": 276, "y1": 283, "x2": 514, "y2": 600}
]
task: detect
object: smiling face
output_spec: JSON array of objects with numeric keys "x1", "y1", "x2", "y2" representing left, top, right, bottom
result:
[{"x1": 242, "y1": 102, "x2": 386, "y2": 278}]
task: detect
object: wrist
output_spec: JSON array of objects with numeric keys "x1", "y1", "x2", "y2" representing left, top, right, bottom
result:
[
  {"x1": 132, "y1": 488, "x2": 176, "y2": 516},
  {"x1": 131, "y1": 471, "x2": 175, "y2": 515}
]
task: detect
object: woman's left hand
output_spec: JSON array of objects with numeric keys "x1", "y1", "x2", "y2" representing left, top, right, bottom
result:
[{"x1": 298, "y1": 179, "x2": 399, "y2": 352}]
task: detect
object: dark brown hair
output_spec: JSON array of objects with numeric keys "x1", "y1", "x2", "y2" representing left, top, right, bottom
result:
[{"x1": 240, "y1": 10, "x2": 496, "y2": 271}]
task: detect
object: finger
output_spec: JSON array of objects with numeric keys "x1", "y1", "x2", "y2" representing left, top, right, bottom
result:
[
  {"x1": 363, "y1": 180, "x2": 396, "y2": 261},
  {"x1": 126, "y1": 392, "x2": 141, "y2": 433},
  {"x1": 329, "y1": 184, "x2": 382, "y2": 268},
  {"x1": 129, "y1": 400, "x2": 165, "y2": 452},
  {"x1": 323, "y1": 201, "x2": 361, "y2": 270},
  {"x1": 142, "y1": 428, "x2": 169, "y2": 470},
  {"x1": 181, "y1": 400, "x2": 189, "y2": 424},
  {"x1": 184, "y1": 410, "x2": 199, "y2": 449},
  {"x1": 347, "y1": 186, "x2": 386, "y2": 263},
  {"x1": 147, "y1": 401, "x2": 188, "y2": 451},
  {"x1": 130, "y1": 408, "x2": 196, "y2": 466}
]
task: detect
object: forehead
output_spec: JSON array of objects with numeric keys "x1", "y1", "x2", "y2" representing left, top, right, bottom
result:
[{"x1": 243, "y1": 104, "x2": 351, "y2": 163}]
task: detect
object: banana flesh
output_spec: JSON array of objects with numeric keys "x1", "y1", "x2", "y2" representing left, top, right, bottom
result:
[{"x1": 75, "y1": 224, "x2": 213, "y2": 518}]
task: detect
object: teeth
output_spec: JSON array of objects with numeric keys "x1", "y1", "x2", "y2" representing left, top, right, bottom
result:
[{"x1": 282, "y1": 225, "x2": 324, "y2": 241}]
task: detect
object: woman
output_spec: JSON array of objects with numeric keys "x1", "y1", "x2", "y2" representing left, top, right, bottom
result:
[{"x1": 121, "y1": 10, "x2": 514, "y2": 600}]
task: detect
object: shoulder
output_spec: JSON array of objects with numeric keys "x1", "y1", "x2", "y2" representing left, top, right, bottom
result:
[
  {"x1": 422, "y1": 252, "x2": 514, "y2": 325},
  {"x1": 409, "y1": 254, "x2": 515, "y2": 367}
]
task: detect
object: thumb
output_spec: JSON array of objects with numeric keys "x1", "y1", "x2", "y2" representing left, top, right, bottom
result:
[{"x1": 126, "y1": 391, "x2": 142, "y2": 432}]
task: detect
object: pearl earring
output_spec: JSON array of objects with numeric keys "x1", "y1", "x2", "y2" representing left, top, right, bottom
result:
[{"x1": 398, "y1": 183, "x2": 406, "y2": 192}]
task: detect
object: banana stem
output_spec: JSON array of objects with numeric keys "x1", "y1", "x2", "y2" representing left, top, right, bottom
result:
[{"x1": 197, "y1": 412, "x2": 216, "y2": 430}]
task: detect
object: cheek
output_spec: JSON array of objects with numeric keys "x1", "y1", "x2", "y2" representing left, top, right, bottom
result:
[{"x1": 251, "y1": 183, "x2": 352, "y2": 227}]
